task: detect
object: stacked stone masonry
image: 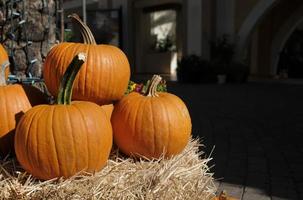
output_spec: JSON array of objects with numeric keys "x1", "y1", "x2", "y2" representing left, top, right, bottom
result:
[{"x1": 0, "y1": 0, "x2": 57, "y2": 78}]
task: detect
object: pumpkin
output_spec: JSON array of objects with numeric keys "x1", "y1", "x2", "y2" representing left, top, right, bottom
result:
[
  {"x1": 0, "y1": 44, "x2": 9, "y2": 80},
  {"x1": 15, "y1": 53, "x2": 113, "y2": 180},
  {"x1": 0, "y1": 61, "x2": 32, "y2": 157},
  {"x1": 111, "y1": 75, "x2": 192, "y2": 159},
  {"x1": 43, "y1": 14, "x2": 130, "y2": 105}
]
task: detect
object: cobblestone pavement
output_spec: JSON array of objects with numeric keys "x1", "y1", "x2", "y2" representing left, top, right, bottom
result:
[{"x1": 169, "y1": 80, "x2": 303, "y2": 200}]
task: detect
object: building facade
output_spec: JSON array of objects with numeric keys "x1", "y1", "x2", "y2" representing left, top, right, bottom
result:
[{"x1": 63, "y1": 0, "x2": 303, "y2": 79}]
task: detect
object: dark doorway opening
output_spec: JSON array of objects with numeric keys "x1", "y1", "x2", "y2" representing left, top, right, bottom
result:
[{"x1": 278, "y1": 29, "x2": 303, "y2": 78}]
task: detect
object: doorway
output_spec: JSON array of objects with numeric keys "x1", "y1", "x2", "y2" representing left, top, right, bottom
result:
[
  {"x1": 134, "y1": 3, "x2": 182, "y2": 78},
  {"x1": 278, "y1": 29, "x2": 303, "y2": 78}
]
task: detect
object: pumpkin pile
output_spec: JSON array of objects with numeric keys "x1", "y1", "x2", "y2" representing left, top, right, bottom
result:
[{"x1": 0, "y1": 13, "x2": 216, "y2": 199}]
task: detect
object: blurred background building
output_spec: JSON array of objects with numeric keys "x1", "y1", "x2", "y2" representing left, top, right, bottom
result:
[{"x1": 62, "y1": 0, "x2": 303, "y2": 80}]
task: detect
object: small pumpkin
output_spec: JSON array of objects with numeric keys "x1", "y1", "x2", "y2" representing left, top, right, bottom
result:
[
  {"x1": 111, "y1": 75, "x2": 192, "y2": 159},
  {"x1": 43, "y1": 14, "x2": 130, "y2": 105},
  {"x1": 15, "y1": 53, "x2": 113, "y2": 180},
  {"x1": 0, "y1": 61, "x2": 32, "y2": 157}
]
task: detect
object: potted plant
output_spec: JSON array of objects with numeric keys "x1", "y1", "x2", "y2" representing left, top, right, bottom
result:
[
  {"x1": 177, "y1": 55, "x2": 216, "y2": 84},
  {"x1": 210, "y1": 34, "x2": 235, "y2": 84},
  {"x1": 211, "y1": 60, "x2": 228, "y2": 84},
  {"x1": 200, "y1": 59, "x2": 217, "y2": 83},
  {"x1": 226, "y1": 61, "x2": 249, "y2": 83},
  {"x1": 177, "y1": 55, "x2": 201, "y2": 83}
]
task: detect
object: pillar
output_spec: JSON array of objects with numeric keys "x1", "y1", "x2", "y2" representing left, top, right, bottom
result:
[{"x1": 187, "y1": 0, "x2": 202, "y2": 56}]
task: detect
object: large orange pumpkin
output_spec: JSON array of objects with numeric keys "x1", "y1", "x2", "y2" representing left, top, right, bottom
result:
[
  {"x1": 43, "y1": 14, "x2": 130, "y2": 105},
  {"x1": 111, "y1": 75, "x2": 192, "y2": 159},
  {"x1": 15, "y1": 53, "x2": 112, "y2": 180},
  {"x1": 0, "y1": 62, "x2": 32, "y2": 157}
]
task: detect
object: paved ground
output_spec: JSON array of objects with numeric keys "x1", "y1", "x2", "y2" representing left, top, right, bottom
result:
[{"x1": 168, "y1": 80, "x2": 303, "y2": 200}]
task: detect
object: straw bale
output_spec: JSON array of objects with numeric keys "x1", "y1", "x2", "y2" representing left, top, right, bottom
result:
[{"x1": 0, "y1": 139, "x2": 216, "y2": 200}]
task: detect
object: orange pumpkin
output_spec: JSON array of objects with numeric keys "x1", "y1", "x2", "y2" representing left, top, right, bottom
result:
[
  {"x1": 0, "y1": 44, "x2": 9, "y2": 80},
  {"x1": 111, "y1": 75, "x2": 192, "y2": 159},
  {"x1": 0, "y1": 62, "x2": 32, "y2": 157},
  {"x1": 15, "y1": 53, "x2": 112, "y2": 180},
  {"x1": 43, "y1": 14, "x2": 130, "y2": 105}
]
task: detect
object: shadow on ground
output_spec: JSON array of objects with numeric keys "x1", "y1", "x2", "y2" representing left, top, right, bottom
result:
[{"x1": 169, "y1": 81, "x2": 303, "y2": 200}]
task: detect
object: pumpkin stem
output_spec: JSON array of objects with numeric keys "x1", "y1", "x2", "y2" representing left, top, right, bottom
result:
[
  {"x1": 146, "y1": 75, "x2": 162, "y2": 97},
  {"x1": 0, "y1": 61, "x2": 10, "y2": 86},
  {"x1": 68, "y1": 13, "x2": 97, "y2": 45},
  {"x1": 57, "y1": 53, "x2": 86, "y2": 105}
]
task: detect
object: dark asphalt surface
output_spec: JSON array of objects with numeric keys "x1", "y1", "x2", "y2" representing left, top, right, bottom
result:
[{"x1": 169, "y1": 80, "x2": 303, "y2": 200}]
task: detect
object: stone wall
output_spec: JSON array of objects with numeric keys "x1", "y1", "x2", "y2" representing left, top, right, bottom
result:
[{"x1": 0, "y1": 0, "x2": 57, "y2": 78}]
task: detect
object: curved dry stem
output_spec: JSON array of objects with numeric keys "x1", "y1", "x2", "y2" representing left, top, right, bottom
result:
[
  {"x1": 68, "y1": 13, "x2": 96, "y2": 45},
  {"x1": 146, "y1": 75, "x2": 162, "y2": 97}
]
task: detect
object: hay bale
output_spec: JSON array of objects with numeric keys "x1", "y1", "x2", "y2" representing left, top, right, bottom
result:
[{"x1": 0, "y1": 139, "x2": 216, "y2": 200}]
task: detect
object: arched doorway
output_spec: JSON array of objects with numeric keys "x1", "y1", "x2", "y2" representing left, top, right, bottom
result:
[
  {"x1": 236, "y1": 0, "x2": 303, "y2": 78},
  {"x1": 235, "y1": 0, "x2": 280, "y2": 60},
  {"x1": 271, "y1": 5, "x2": 303, "y2": 77},
  {"x1": 276, "y1": 28, "x2": 303, "y2": 78}
]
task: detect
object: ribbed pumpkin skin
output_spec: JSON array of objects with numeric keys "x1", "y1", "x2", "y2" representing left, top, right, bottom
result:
[
  {"x1": 0, "y1": 44, "x2": 9, "y2": 79},
  {"x1": 0, "y1": 85, "x2": 32, "y2": 156},
  {"x1": 15, "y1": 101, "x2": 113, "y2": 180},
  {"x1": 111, "y1": 92, "x2": 192, "y2": 159},
  {"x1": 43, "y1": 43, "x2": 130, "y2": 105}
]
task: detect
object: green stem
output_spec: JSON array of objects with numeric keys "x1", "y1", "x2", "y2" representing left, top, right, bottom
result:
[
  {"x1": 146, "y1": 75, "x2": 162, "y2": 97},
  {"x1": 0, "y1": 61, "x2": 10, "y2": 86},
  {"x1": 57, "y1": 53, "x2": 86, "y2": 105},
  {"x1": 68, "y1": 13, "x2": 97, "y2": 45}
]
